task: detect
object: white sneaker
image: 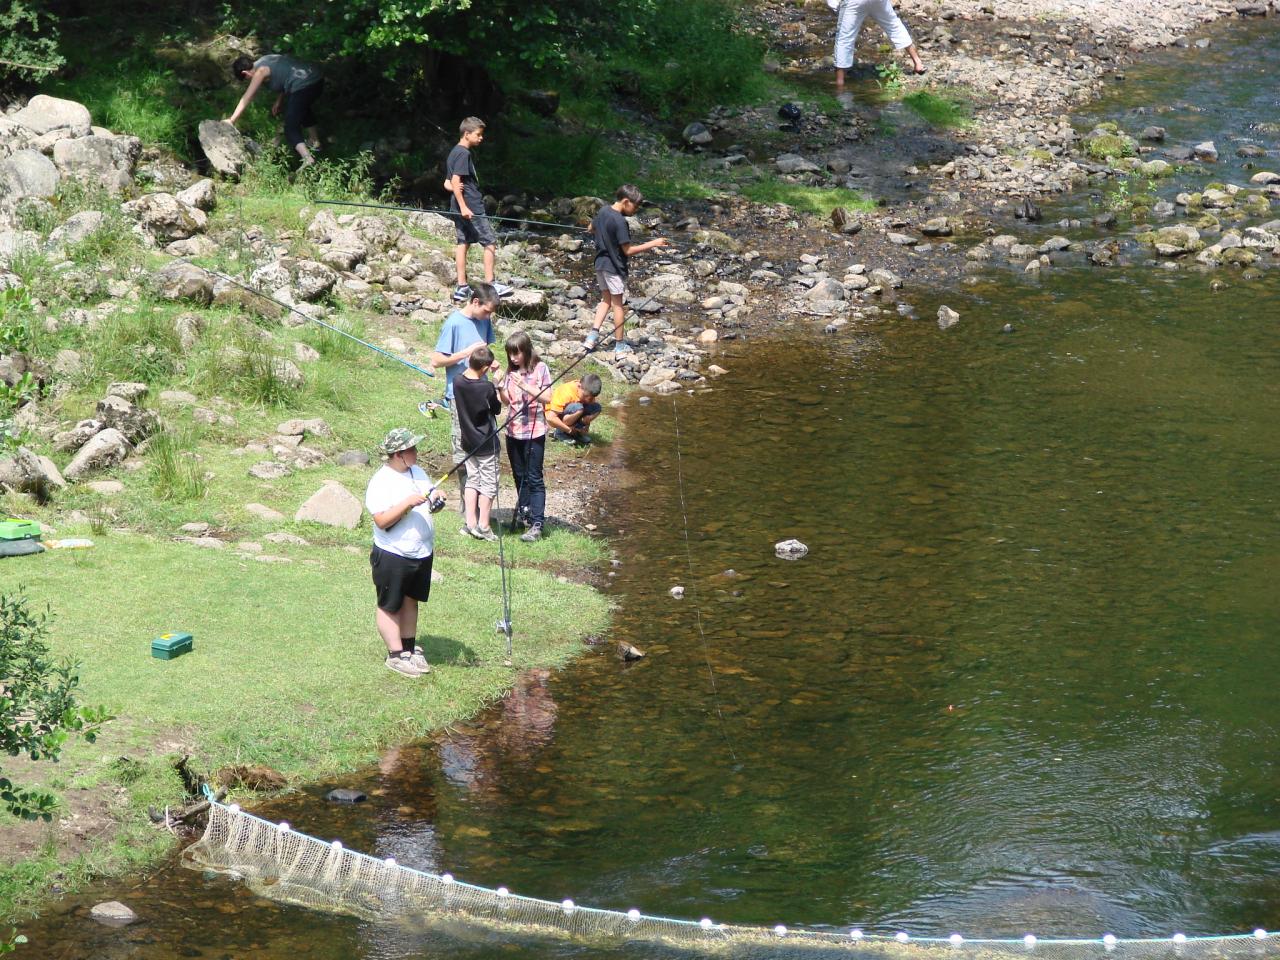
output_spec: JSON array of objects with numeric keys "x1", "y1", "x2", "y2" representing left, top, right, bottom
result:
[
  {"x1": 408, "y1": 650, "x2": 431, "y2": 673},
  {"x1": 492, "y1": 281, "x2": 515, "y2": 298},
  {"x1": 385, "y1": 654, "x2": 423, "y2": 677}
]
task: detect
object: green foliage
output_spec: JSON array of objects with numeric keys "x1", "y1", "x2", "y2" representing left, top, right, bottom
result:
[
  {"x1": 0, "y1": 290, "x2": 34, "y2": 355},
  {"x1": 0, "y1": 1, "x2": 63, "y2": 87},
  {"x1": 0, "y1": 374, "x2": 40, "y2": 418},
  {"x1": 1101, "y1": 174, "x2": 1158, "y2": 213},
  {"x1": 0, "y1": 594, "x2": 110, "y2": 821},
  {"x1": 876, "y1": 61, "x2": 905, "y2": 94},
  {"x1": 1084, "y1": 132, "x2": 1137, "y2": 161},
  {"x1": 2, "y1": 931, "x2": 28, "y2": 953},
  {"x1": 902, "y1": 91, "x2": 971, "y2": 128}
]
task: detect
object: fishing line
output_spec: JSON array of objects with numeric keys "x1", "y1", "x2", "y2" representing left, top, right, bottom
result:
[{"x1": 670, "y1": 395, "x2": 738, "y2": 763}]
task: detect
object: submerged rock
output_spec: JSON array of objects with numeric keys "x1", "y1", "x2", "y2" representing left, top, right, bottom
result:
[{"x1": 774, "y1": 539, "x2": 809, "y2": 560}]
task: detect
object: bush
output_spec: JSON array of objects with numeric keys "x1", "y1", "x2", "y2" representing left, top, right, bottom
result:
[
  {"x1": 1, "y1": 593, "x2": 109, "y2": 821},
  {"x1": 147, "y1": 426, "x2": 208, "y2": 502},
  {"x1": 0, "y1": 1, "x2": 63, "y2": 90}
]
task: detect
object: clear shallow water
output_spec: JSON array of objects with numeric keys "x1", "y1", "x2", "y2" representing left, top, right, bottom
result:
[{"x1": 25, "y1": 22, "x2": 1280, "y2": 960}]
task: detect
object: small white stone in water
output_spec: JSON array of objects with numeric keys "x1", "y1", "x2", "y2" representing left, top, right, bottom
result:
[
  {"x1": 774, "y1": 538, "x2": 808, "y2": 560},
  {"x1": 670, "y1": 585, "x2": 685, "y2": 598}
]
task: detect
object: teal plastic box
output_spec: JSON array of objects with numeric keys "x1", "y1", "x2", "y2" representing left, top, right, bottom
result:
[
  {"x1": 152, "y1": 632, "x2": 194, "y2": 660},
  {"x1": 0, "y1": 519, "x2": 40, "y2": 541}
]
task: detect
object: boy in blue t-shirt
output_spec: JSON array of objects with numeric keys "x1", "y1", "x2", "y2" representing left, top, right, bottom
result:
[{"x1": 429, "y1": 282, "x2": 500, "y2": 512}]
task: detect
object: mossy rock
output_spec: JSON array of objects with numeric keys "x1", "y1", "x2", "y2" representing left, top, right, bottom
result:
[
  {"x1": 1204, "y1": 182, "x2": 1227, "y2": 191},
  {"x1": 1193, "y1": 213, "x2": 1221, "y2": 230},
  {"x1": 1221, "y1": 247, "x2": 1258, "y2": 266},
  {"x1": 1027, "y1": 148, "x2": 1053, "y2": 163},
  {"x1": 1084, "y1": 133, "x2": 1137, "y2": 161},
  {"x1": 1243, "y1": 196, "x2": 1273, "y2": 216},
  {"x1": 1135, "y1": 230, "x2": 1157, "y2": 245},
  {"x1": 1138, "y1": 159, "x2": 1173, "y2": 178},
  {"x1": 1129, "y1": 193, "x2": 1155, "y2": 209},
  {"x1": 1186, "y1": 193, "x2": 1204, "y2": 208},
  {"x1": 1093, "y1": 121, "x2": 1121, "y2": 134},
  {"x1": 1241, "y1": 268, "x2": 1265, "y2": 281}
]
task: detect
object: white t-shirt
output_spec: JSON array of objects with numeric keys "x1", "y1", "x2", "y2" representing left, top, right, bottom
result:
[{"x1": 365, "y1": 464, "x2": 435, "y2": 559}]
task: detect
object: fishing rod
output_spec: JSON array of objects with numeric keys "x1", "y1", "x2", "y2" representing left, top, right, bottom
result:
[
  {"x1": 168, "y1": 258, "x2": 435, "y2": 380},
  {"x1": 316, "y1": 199, "x2": 584, "y2": 233}
]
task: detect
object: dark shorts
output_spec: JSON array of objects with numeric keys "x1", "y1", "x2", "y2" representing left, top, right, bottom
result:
[
  {"x1": 283, "y1": 79, "x2": 323, "y2": 149},
  {"x1": 454, "y1": 212, "x2": 497, "y2": 247},
  {"x1": 370, "y1": 545, "x2": 433, "y2": 613}
]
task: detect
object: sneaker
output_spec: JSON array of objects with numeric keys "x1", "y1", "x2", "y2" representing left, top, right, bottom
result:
[
  {"x1": 520, "y1": 524, "x2": 543, "y2": 543},
  {"x1": 492, "y1": 281, "x2": 515, "y2": 298},
  {"x1": 474, "y1": 526, "x2": 499, "y2": 542},
  {"x1": 408, "y1": 650, "x2": 431, "y2": 674},
  {"x1": 613, "y1": 340, "x2": 633, "y2": 355},
  {"x1": 385, "y1": 654, "x2": 423, "y2": 678},
  {"x1": 583, "y1": 329, "x2": 600, "y2": 350},
  {"x1": 452, "y1": 284, "x2": 472, "y2": 302}
]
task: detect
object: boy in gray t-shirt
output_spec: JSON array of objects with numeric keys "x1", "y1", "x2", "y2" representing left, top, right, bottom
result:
[
  {"x1": 226, "y1": 54, "x2": 324, "y2": 167},
  {"x1": 444, "y1": 117, "x2": 512, "y2": 303}
]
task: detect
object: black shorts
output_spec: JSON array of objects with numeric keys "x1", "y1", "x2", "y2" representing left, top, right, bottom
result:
[
  {"x1": 370, "y1": 546, "x2": 433, "y2": 613},
  {"x1": 453, "y1": 212, "x2": 497, "y2": 247}
]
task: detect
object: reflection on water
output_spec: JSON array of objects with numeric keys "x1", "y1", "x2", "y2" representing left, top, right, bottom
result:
[{"x1": 25, "y1": 21, "x2": 1280, "y2": 960}]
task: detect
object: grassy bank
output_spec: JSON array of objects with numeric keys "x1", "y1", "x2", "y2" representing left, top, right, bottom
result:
[{"x1": 0, "y1": 145, "x2": 619, "y2": 922}]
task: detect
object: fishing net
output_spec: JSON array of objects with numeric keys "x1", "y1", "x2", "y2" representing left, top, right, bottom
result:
[{"x1": 185, "y1": 800, "x2": 1279, "y2": 957}]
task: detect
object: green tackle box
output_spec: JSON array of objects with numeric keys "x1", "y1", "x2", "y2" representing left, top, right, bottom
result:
[
  {"x1": 152, "y1": 632, "x2": 194, "y2": 660},
  {"x1": 0, "y1": 518, "x2": 41, "y2": 541}
]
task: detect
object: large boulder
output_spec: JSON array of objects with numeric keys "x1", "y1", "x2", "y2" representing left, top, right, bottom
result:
[
  {"x1": 150, "y1": 261, "x2": 213, "y2": 304},
  {"x1": 52, "y1": 135, "x2": 141, "y2": 192},
  {"x1": 0, "y1": 446, "x2": 62, "y2": 501},
  {"x1": 121, "y1": 193, "x2": 207, "y2": 241},
  {"x1": 64, "y1": 428, "x2": 131, "y2": 480},
  {"x1": 292, "y1": 260, "x2": 337, "y2": 301},
  {"x1": 1145, "y1": 224, "x2": 1203, "y2": 256},
  {"x1": 295, "y1": 480, "x2": 362, "y2": 529},
  {"x1": 0, "y1": 150, "x2": 60, "y2": 200},
  {"x1": 11, "y1": 96, "x2": 93, "y2": 139},
  {"x1": 197, "y1": 120, "x2": 250, "y2": 178},
  {"x1": 775, "y1": 153, "x2": 821, "y2": 174},
  {"x1": 95, "y1": 395, "x2": 159, "y2": 443}
]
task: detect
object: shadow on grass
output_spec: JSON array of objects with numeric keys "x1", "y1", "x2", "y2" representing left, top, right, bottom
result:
[{"x1": 419, "y1": 633, "x2": 483, "y2": 666}]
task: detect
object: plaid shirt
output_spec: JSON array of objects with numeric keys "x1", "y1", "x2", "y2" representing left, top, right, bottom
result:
[{"x1": 502, "y1": 362, "x2": 552, "y2": 440}]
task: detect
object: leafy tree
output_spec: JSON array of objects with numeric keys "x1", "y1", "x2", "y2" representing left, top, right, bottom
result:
[
  {"x1": 1, "y1": 593, "x2": 110, "y2": 821},
  {"x1": 0, "y1": 1, "x2": 64, "y2": 87}
]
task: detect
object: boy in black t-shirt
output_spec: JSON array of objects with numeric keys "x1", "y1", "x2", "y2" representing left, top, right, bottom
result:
[
  {"x1": 584, "y1": 184, "x2": 668, "y2": 355},
  {"x1": 453, "y1": 345, "x2": 503, "y2": 541},
  {"x1": 445, "y1": 117, "x2": 512, "y2": 303}
]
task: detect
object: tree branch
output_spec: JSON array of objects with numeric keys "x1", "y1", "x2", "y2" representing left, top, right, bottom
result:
[{"x1": 0, "y1": 58, "x2": 59, "y2": 72}]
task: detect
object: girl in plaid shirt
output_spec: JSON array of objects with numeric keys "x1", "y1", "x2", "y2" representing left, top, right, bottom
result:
[{"x1": 498, "y1": 331, "x2": 553, "y2": 542}]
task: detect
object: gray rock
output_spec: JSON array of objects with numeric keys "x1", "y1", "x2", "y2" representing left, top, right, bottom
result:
[
  {"x1": 1250, "y1": 171, "x2": 1280, "y2": 186},
  {"x1": 669, "y1": 585, "x2": 685, "y2": 598},
  {"x1": 249, "y1": 461, "x2": 291, "y2": 480},
  {"x1": 326, "y1": 788, "x2": 368, "y2": 803},
  {"x1": 681, "y1": 122, "x2": 713, "y2": 146},
  {"x1": 53, "y1": 349, "x2": 83, "y2": 376},
  {"x1": 151, "y1": 261, "x2": 213, "y2": 304},
  {"x1": 292, "y1": 260, "x2": 337, "y2": 301},
  {"x1": 174, "y1": 313, "x2": 204, "y2": 353},
  {"x1": 197, "y1": 120, "x2": 250, "y2": 178},
  {"x1": 51, "y1": 135, "x2": 141, "y2": 192},
  {"x1": 184, "y1": 536, "x2": 226, "y2": 550},
  {"x1": 64, "y1": 428, "x2": 131, "y2": 480},
  {"x1": 89, "y1": 901, "x2": 138, "y2": 927},
  {"x1": 176, "y1": 177, "x2": 217, "y2": 211},
  {"x1": 937, "y1": 305, "x2": 961, "y2": 330},
  {"x1": 775, "y1": 153, "x2": 821, "y2": 175},
  {"x1": 12, "y1": 96, "x2": 92, "y2": 138},
  {"x1": 180, "y1": 522, "x2": 211, "y2": 534},
  {"x1": 86, "y1": 480, "x2": 124, "y2": 495},
  {"x1": 106, "y1": 381, "x2": 149, "y2": 402},
  {"x1": 868, "y1": 268, "x2": 902, "y2": 289},
  {"x1": 276, "y1": 418, "x2": 331, "y2": 438},
  {"x1": 1192, "y1": 141, "x2": 1219, "y2": 162},
  {"x1": 0, "y1": 150, "x2": 59, "y2": 200},
  {"x1": 53, "y1": 419, "x2": 103, "y2": 453},
  {"x1": 122, "y1": 193, "x2": 207, "y2": 241},
  {"x1": 295, "y1": 481, "x2": 362, "y2": 529},
  {"x1": 774, "y1": 538, "x2": 809, "y2": 560},
  {"x1": 95, "y1": 394, "x2": 158, "y2": 443},
  {"x1": 1139, "y1": 126, "x2": 1166, "y2": 142},
  {"x1": 827, "y1": 157, "x2": 853, "y2": 175},
  {"x1": 887, "y1": 232, "x2": 918, "y2": 246},
  {"x1": 246, "y1": 502, "x2": 285, "y2": 521},
  {"x1": 271, "y1": 358, "x2": 305, "y2": 390},
  {"x1": 47, "y1": 210, "x2": 105, "y2": 249},
  {"x1": 0, "y1": 447, "x2": 61, "y2": 500},
  {"x1": 806, "y1": 278, "x2": 846, "y2": 301},
  {"x1": 159, "y1": 389, "x2": 198, "y2": 406},
  {"x1": 921, "y1": 217, "x2": 953, "y2": 236},
  {"x1": 336, "y1": 450, "x2": 370, "y2": 467},
  {"x1": 264, "y1": 531, "x2": 310, "y2": 546}
]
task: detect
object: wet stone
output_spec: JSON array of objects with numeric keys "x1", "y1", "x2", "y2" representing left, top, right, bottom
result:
[
  {"x1": 326, "y1": 788, "x2": 368, "y2": 804},
  {"x1": 774, "y1": 539, "x2": 809, "y2": 560},
  {"x1": 90, "y1": 901, "x2": 138, "y2": 926}
]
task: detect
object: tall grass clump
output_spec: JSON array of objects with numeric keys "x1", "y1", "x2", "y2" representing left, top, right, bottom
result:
[
  {"x1": 147, "y1": 426, "x2": 207, "y2": 502},
  {"x1": 81, "y1": 305, "x2": 183, "y2": 384}
]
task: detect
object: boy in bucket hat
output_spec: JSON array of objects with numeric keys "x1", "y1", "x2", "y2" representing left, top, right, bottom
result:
[{"x1": 365, "y1": 428, "x2": 445, "y2": 677}]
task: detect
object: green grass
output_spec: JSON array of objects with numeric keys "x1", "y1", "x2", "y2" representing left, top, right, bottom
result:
[
  {"x1": 901, "y1": 91, "x2": 973, "y2": 129},
  {"x1": 740, "y1": 181, "x2": 876, "y2": 217}
]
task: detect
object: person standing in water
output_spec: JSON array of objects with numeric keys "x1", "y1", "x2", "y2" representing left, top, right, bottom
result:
[{"x1": 827, "y1": 0, "x2": 925, "y2": 86}]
